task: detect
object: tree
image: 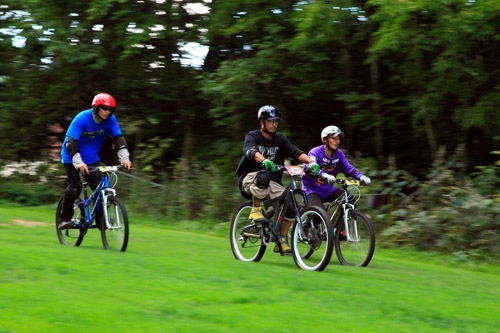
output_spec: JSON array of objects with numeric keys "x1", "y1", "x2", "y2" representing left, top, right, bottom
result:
[{"x1": 368, "y1": 0, "x2": 500, "y2": 171}]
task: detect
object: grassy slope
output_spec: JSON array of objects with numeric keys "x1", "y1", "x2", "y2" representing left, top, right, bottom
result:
[{"x1": 0, "y1": 205, "x2": 499, "y2": 333}]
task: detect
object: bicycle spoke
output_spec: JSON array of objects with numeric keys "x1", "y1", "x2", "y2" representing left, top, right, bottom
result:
[
  {"x1": 335, "y1": 211, "x2": 375, "y2": 267},
  {"x1": 55, "y1": 196, "x2": 85, "y2": 247},
  {"x1": 291, "y1": 206, "x2": 333, "y2": 271},
  {"x1": 230, "y1": 202, "x2": 266, "y2": 262},
  {"x1": 101, "y1": 196, "x2": 129, "y2": 252}
]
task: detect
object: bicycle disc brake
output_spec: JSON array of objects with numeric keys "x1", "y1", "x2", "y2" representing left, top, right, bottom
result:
[{"x1": 307, "y1": 224, "x2": 324, "y2": 250}]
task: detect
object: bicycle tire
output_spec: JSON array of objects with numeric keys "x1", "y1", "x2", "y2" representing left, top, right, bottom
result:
[
  {"x1": 335, "y1": 210, "x2": 375, "y2": 267},
  {"x1": 291, "y1": 206, "x2": 334, "y2": 271},
  {"x1": 229, "y1": 202, "x2": 266, "y2": 262},
  {"x1": 101, "y1": 196, "x2": 129, "y2": 252},
  {"x1": 55, "y1": 196, "x2": 85, "y2": 247}
]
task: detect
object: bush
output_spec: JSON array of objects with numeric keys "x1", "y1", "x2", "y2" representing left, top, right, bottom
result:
[{"x1": 375, "y1": 149, "x2": 500, "y2": 261}]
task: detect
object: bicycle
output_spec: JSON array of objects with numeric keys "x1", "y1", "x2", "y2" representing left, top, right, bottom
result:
[
  {"x1": 230, "y1": 165, "x2": 334, "y2": 271},
  {"x1": 55, "y1": 165, "x2": 129, "y2": 252},
  {"x1": 323, "y1": 177, "x2": 375, "y2": 267}
]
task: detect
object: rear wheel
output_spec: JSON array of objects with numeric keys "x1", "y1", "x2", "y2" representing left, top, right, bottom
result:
[
  {"x1": 101, "y1": 196, "x2": 129, "y2": 252},
  {"x1": 55, "y1": 196, "x2": 85, "y2": 247},
  {"x1": 230, "y1": 202, "x2": 266, "y2": 262},
  {"x1": 291, "y1": 206, "x2": 334, "y2": 271},
  {"x1": 335, "y1": 210, "x2": 375, "y2": 267}
]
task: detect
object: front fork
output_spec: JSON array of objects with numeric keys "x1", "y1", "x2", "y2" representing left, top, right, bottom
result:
[
  {"x1": 100, "y1": 188, "x2": 118, "y2": 229},
  {"x1": 342, "y1": 203, "x2": 358, "y2": 242}
]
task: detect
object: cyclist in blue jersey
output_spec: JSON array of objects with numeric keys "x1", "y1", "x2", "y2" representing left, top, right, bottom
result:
[
  {"x1": 58, "y1": 93, "x2": 132, "y2": 229},
  {"x1": 302, "y1": 125, "x2": 371, "y2": 209}
]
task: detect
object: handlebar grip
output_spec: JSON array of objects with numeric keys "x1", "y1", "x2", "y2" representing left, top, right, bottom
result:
[{"x1": 321, "y1": 173, "x2": 337, "y2": 184}]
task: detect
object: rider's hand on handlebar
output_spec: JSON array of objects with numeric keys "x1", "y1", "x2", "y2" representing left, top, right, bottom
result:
[
  {"x1": 262, "y1": 159, "x2": 276, "y2": 172},
  {"x1": 322, "y1": 173, "x2": 336, "y2": 184},
  {"x1": 360, "y1": 175, "x2": 371, "y2": 185},
  {"x1": 121, "y1": 160, "x2": 132, "y2": 171},
  {"x1": 308, "y1": 162, "x2": 320, "y2": 176},
  {"x1": 77, "y1": 163, "x2": 89, "y2": 175}
]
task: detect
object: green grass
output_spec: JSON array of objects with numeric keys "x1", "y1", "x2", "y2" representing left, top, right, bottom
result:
[{"x1": 0, "y1": 204, "x2": 499, "y2": 332}]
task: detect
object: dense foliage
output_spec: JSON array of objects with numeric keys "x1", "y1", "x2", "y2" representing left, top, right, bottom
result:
[{"x1": 1, "y1": 1, "x2": 500, "y2": 258}]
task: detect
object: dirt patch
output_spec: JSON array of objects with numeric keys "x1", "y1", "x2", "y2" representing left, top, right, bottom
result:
[{"x1": 11, "y1": 219, "x2": 48, "y2": 227}]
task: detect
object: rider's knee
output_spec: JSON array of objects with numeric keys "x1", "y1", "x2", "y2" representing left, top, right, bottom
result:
[
  {"x1": 243, "y1": 171, "x2": 271, "y2": 199},
  {"x1": 284, "y1": 203, "x2": 295, "y2": 219},
  {"x1": 255, "y1": 170, "x2": 270, "y2": 189},
  {"x1": 65, "y1": 183, "x2": 82, "y2": 200}
]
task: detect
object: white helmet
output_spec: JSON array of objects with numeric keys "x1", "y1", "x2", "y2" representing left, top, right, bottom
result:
[{"x1": 321, "y1": 125, "x2": 344, "y2": 142}]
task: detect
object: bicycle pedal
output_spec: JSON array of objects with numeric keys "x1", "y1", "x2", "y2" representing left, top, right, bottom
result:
[
  {"x1": 252, "y1": 217, "x2": 267, "y2": 223},
  {"x1": 241, "y1": 231, "x2": 261, "y2": 238}
]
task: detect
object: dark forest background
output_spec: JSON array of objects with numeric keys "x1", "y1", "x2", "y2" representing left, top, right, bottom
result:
[{"x1": 2, "y1": 0, "x2": 500, "y2": 259}]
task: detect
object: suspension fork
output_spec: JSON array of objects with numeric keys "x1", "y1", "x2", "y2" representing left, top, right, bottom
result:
[
  {"x1": 288, "y1": 188, "x2": 309, "y2": 240},
  {"x1": 101, "y1": 188, "x2": 116, "y2": 228},
  {"x1": 342, "y1": 202, "x2": 358, "y2": 241}
]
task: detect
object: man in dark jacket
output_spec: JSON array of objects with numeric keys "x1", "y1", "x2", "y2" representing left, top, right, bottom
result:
[{"x1": 236, "y1": 105, "x2": 319, "y2": 255}]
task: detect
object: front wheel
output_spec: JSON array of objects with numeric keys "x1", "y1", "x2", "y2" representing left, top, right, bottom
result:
[
  {"x1": 55, "y1": 196, "x2": 85, "y2": 247},
  {"x1": 101, "y1": 196, "x2": 129, "y2": 252},
  {"x1": 335, "y1": 210, "x2": 375, "y2": 267},
  {"x1": 291, "y1": 206, "x2": 334, "y2": 271},
  {"x1": 229, "y1": 202, "x2": 266, "y2": 262}
]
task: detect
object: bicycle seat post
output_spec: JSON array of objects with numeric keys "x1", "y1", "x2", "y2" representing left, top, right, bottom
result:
[{"x1": 82, "y1": 182, "x2": 89, "y2": 199}]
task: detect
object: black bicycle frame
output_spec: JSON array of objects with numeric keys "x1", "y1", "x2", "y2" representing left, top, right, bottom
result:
[{"x1": 262, "y1": 176, "x2": 309, "y2": 237}]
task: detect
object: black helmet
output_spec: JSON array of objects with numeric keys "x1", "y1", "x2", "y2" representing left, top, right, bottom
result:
[{"x1": 258, "y1": 105, "x2": 282, "y2": 121}]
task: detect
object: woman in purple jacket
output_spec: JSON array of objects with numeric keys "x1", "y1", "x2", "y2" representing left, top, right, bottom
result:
[{"x1": 302, "y1": 126, "x2": 371, "y2": 209}]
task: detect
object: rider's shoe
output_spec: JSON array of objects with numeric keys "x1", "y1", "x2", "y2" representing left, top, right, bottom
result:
[
  {"x1": 58, "y1": 220, "x2": 74, "y2": 230},
  {"x1": 249, "y1": 208, "x2": 265, "y2": 221},
  {"x1": 274, "y1": 235, "x2": 292, "y2": 255},
  {"x1": 339, "y1": 230, "x2": 347, "y2": 241},
  {"x1": 93, "y1": 214, "x2": 105, "y2": 230}
]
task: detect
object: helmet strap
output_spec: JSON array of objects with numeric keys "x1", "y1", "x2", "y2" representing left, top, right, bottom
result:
[
  {"x1": 324, "y1": 140, "x2": 337, "y2": 155},
  {"x1": 260, "y1": 121, "x2": 274, "y2": 137}
]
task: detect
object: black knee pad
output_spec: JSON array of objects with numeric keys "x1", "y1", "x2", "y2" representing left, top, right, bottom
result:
[
  {"x1": 65, "y1": 184, "x2": 82, "y2": 200},
  {"x1": 255, "y1": 170, "x2": 271, "y2": 189}
]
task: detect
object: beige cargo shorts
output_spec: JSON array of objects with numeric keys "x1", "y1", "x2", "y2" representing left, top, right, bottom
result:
[{"x1": 242, "y1": 171, "x2": 285, "y2": 200}]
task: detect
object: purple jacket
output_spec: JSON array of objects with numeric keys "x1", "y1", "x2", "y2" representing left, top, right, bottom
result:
[{"x1": 302, "y1": 145, "x2": 362, "y2": 199}]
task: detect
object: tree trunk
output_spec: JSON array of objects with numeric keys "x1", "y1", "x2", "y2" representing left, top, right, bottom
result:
[
  {"x1": 370, "y1": 57, "x2": 385, "y2": 167},
  {"x1": 424, "y1": 117, "x2": 437, "y2": 162}
]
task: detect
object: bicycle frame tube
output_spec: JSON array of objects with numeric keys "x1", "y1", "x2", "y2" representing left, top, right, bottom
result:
[
  {"x1": 85, "y1": 174, "x2": 113, "y2": 226},
  {"x1": 86, "y1": 179, "x2": 104, "y2": 222},
  {"x1": 264, "y1": 176, "x2": 308, "y2": 237}
]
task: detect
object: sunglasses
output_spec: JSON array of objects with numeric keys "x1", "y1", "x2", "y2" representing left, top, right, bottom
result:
[{"x1": 100, "y1": 106, "x2": 115, "y2": 113}]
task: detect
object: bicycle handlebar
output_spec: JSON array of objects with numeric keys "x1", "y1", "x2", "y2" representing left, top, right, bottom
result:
[
  {"x1": 319, "y1": 172, "x2": 367, "y2": 186},
  {"x1": 263, "y1": 164, "x2": 368, "y2": 185},
  {"x1": 88, "y1": 165, "x2": 125, "y2": 173}
]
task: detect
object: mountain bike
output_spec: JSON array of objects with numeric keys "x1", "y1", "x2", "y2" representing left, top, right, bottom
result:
[
  {"x1": 324, "y1": 178, "x2": 375, "y2": 266},
  {"x1": 55, "y1": 165, "x2": 129, "y2": 252},
  {"x1": 230, "y1": 165, "x2": 334, "y2": 271}
]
